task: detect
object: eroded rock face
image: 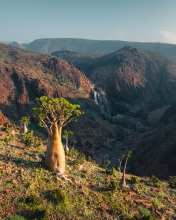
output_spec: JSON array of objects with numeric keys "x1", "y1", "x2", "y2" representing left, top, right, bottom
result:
[
  {"x1": 0, "y1": 44, "x2": 118, "y2": 167},
  {"x1": 0, "y1": 44, "x2": 93, "y2": 120}
]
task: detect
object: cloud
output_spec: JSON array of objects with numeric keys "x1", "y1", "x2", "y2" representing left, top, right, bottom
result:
[{"x1": 159, "y1": 31, "x2": 176, "y2": 44}]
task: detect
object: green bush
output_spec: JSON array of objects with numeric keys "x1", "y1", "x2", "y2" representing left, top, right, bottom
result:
[
  {"x1": 150, "y1": 198, "x2": 162, "y2": 209},
  {"x1": 168, "y1": 176, "x2": 176, "y2": 189},
  {"x1": 67, "y1": 148, "x2": 79, "y2": 157},
  {"x1": 111, "y1": 167, "x2": 117, "y2": 176},
  {"x1": 138, "y1": 206, "x2": 151, "y2": 218},
  {"x1": 109, "y1": 180, "x2": 118, "y2": 191},
  {"x1": 4, "y1": 126, "x2": 14, "y2": 144},
  {"x1": 24, "y1": 193, "x2": 49, "y2": 219},
  {"x1": 46, "y1": 189, "x2": 69, "y2": 207},
  {"x1": 131, "y1": 176, "x2": 140, "y2": 184},
  {"x1": 7, "y1": 215, "x2": 26, "y2": 220},
  {"x1": 21, "y1": 130, "x2": 42, "y2": 147},
  {"x1": 67, "y1": 148, "x2": 86, "y2": 165},
  {"x1": 25, "y1": 193, "x2": 41, "y2": 206},
  {"x1": 149, "y1": 175, "x2": 162, "y2": 188},
  {"x1": 75, "y1": 152, "x2": 86, "y2": 165}
]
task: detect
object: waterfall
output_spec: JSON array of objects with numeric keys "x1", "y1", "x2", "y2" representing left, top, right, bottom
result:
[
  {"x1": 93, "y1": 90, "x2": 99, "y2": 105},
  {"x1": 92, "y1": 87, "x2": 111, "y2": 115}
]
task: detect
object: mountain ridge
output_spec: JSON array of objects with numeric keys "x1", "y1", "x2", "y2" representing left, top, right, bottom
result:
[{"x1": 8, "y1": 37, "x2": 176, "y2": 59}]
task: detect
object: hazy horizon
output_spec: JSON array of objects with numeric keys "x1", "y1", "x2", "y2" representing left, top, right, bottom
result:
[{"x1": 1, "y1": 0, "x2": 176, "y2": 44}]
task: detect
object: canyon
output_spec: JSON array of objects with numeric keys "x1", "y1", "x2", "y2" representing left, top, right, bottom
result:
[{"x1": 0, "y1": 42, "x2": 176, "y2": 178}]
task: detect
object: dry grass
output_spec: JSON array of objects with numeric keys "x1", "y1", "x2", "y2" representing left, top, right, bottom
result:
[{"x1": 0, "y1": 124, "x2": 176, "y2": 220}]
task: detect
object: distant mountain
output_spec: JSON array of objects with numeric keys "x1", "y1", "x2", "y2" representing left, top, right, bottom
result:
[
  {"x1": 9, "y1": 41, "x2": 26, "y2": 49},
  {"x1": 22, "y1": 38, "x2": 176, "y2": 59}
]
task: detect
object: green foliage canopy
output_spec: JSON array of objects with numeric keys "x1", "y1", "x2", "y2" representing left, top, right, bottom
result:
[
  {"x1": 20, "y1": 116, "x2": 30, "y2": 126},
  {"x1": 32, "y1": 96, "x2": 84, "y2": 135},
  {"x1": 62, "y1": 130, "x2": 73, "y2": 139}
]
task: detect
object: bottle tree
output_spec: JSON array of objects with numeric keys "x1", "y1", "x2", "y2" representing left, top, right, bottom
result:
[
  {"x1": 20, "y1": 116, "x2": 30, "y2": 135},
  {"x1": 62, "y1": 130, "x2": 73, "y2": 152},
  {"x1": 32, "y1": 96, "x2": 84, "y2": 174},
  {"x1": 121, "y1": 151, "x2": 132, "y2": 187}
]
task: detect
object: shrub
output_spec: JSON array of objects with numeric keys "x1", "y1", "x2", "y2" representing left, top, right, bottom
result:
[
  {"x1": 7, "y1": 215, "x2": 26, "y2": 220},
  {"x1": 150, "y1": 198, "x2": 162, "y2": 209},
  {"x1": 46, "y1": 189, "x2": 69, "y2": 207},
  {"x1": 75, "y1": 152, "x2": 86, "y2": 165},
  {"x1": 67, "y1": 148, "x2": 79, "y2": 157},
  {"x1": 106, "y1": 167, "x2": 117, "y2": 176},
  {"x1": 168, "y1": 176, "x2": 176, "y2": 189},
  {"x1": 4, "y1": 126, "x2": 14, "y2": 144},
  {"x1": 25, "y1": 193, "x2": 41, "y2": 206},
  {"x1": 111, "y1": 167, "x2": 117, "y2": 176},
  {"x1": 21, "y1": 130, "x2": 42, "y2": 147},
  {"x1": 24, "y1": 193, "x2": 49, "y2": 219},
  {"x1": 138, "y1": 206, "x2": 151, "y2": 218},
  {"x1": 149, "y1": 175, "x2": 162, "y2": 188},
  {"x1": 67, "y1": 148, "x2": 86, "y2": 165},
  {"x1": 109, "y1": 180, "x2": 118, "y2": 191},
  {"x1": 131, "y1": 176, "x2": 140, "y2": 184}
]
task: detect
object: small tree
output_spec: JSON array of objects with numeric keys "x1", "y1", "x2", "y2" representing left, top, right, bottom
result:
[
  {"x1": 117, "y1": 158, "x2": 123, "y2": 173},
  {"x1": 20, "y1": 116, "x2": 30, "y2": 135},
  {"x1": 62, "y1": 130, "x2": 73, "y2": 152},
  {"x1": 121, "y1": 151, "x2": 132, "y2": 187},
  {"x1": 32, "y1": 96, "x2": 84, "y2": 174}
]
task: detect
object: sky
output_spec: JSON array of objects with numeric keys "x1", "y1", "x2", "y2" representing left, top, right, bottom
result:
[{"x1": 0, "y1": 0, "x2": 176, "y2": 44}]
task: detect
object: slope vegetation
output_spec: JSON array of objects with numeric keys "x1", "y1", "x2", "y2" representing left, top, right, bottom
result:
[{"x1": 0, "y1": 125, "x2": 176, "y2": 219}]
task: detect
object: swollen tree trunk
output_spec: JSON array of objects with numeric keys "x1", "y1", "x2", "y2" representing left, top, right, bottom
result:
[
  {"x1": 121, "y1": 159, "x2": 128, "y2": 187},
  {"x1": 20, "y1": 123, "x2": 28, "y2": 135},
  {"x1": 45, "y1": 123, "x2": 65, "y2": 174},
  {"x1": 65, "y1": 135, "x2": 69, "y2": 152},
  {"x1": 117, "y1": 158, "x2": 123, "y2": 173}
]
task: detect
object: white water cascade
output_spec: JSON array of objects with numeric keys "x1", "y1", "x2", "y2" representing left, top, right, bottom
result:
[
  {"x1": 92, "y1": 87, "x2": 111, "y2": 115},
  {"x1": 93, "y1": 89, "x2": 99, "y2": 105}
]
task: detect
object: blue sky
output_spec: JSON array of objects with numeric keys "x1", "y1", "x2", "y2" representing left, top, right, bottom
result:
[{"x1": 0, "y1": 0, "x2": 176, "y2": 43}]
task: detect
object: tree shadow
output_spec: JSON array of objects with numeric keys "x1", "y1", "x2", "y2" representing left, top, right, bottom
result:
[{"x1": 0, "y1": 153, "x2": 45, "y2": 169}]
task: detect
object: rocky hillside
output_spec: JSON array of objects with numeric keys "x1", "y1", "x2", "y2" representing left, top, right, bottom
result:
[
  {"x1": 0, "y1": 44, "x2": 92, "y2": 119},
  {"x1": 55, "y1": 46, "x2": 176, "y2": 117},
  {"x1": 54, "y1": 46, "x2": 176, "y2": 179},
  {"x1": 0, "y1": 44, "x2": 119, "y2": 164},
  {"x1": 1, "y1": 44, "x2": 176, "y2": 179}
]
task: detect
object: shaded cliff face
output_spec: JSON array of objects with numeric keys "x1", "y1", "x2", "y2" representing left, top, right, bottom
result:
[
  {"x1": 128, "y1": 103, "x2": 176, "y2": 179},
  {"x1": 62, "y1": 46, "x2": 176, "y2": 118}
]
